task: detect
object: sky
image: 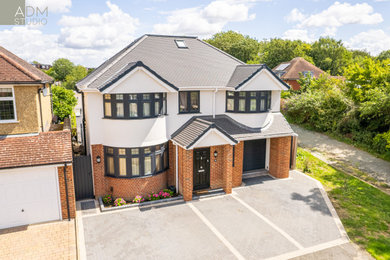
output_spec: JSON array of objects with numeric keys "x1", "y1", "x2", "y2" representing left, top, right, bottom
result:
[{"x1": 0, "y1": 0, "x2": 389, "y2": 67}]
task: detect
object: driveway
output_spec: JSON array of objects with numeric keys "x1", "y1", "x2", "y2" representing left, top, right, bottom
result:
[
  {"x1": 0, "y1": 220, "x2": 76, "y2": 260},
  {"x1": 292, "y1": 124, "x2": 390, "y2": 185},
  {"x1": 79, "y1": 171, "x2": 370, "y2": 259}
]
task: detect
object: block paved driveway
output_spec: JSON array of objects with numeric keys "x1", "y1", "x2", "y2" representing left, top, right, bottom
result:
[
  {"x1": 80, "y1": 171, "x2": 369, "y2": 260},
  {"x1": 0, "y1": 220, "x2": 76, "y2": 260}
]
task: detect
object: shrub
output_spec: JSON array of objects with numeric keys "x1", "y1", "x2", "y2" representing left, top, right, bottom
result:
[
  {"x1": 114, "y1": 198, "x2": 126, "y2": 206},
  {"x1": 132, "y1": 195, "x2": 145, "y2": 203},
  {"x1": 162, "y1": 188, "x2": 174, "y2": 196},
  {"x1": 158, "y1": 190, "x2": 172, "y2": 199},
  {"x1": 148, "y1": 193, "x2": 160, "y2": 201},
  {"x1": 102, "y1": 194, "x2": 112, "y2": 205}
]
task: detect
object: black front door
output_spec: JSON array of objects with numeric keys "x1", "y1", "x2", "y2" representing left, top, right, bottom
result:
[
  {"x1": 243, "y1": 139, "x2": 266, "y2": 172},
  {"x1": 73, "y1": 155, "x2": 94, "y2": 200},
  {"x1": 193, "y1": 148, "x2": 210, "y2": 190}
]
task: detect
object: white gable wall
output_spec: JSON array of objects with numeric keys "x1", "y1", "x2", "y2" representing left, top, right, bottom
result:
[
  {"x1": 238, "y1": 70, "x2": 288, "y2": 91},
  {"x1": 192, "y1": 129, "x2": 235, "y2": 149}
]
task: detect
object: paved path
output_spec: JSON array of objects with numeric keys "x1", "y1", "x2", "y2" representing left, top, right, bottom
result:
[
  {"x1": 292, "y1": 124, "x2": 390, "y2": 185},
  {"x1": 0, "y1": 220, "x2": 76, "y2": 260}
]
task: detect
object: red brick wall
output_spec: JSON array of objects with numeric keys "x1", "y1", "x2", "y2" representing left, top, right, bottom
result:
[
  {"x1": 232, "y1": 142, "x2": 243, "y2": 187},
  {"x1": 210, "y1": 145, "x2": 223, "y2": 189},
  {"x1": 285, "y1": 80, "x2": 301, "y2": 90},
  {"x1": 269, "y1": 137, "x2": 291, "y2": 178},
  {"x1": 91, "y1": 144, "x2": 168, "y2": 200},
  {"x1": 223, "y1": 145, "x2": 233, "y2": 194},
  {"x1": 178, "y1": 146, "x2": 193, "y2": 201},
  {"x1": 58, "y1": 165, "x2": 76, "y2": 219}
]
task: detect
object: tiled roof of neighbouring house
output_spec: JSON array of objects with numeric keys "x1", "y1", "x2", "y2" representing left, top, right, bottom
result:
[
  {"x1": 0, "y1": 130, "x2": 73, "y2": 169},
  {"x1": 0, "y1": 46, "x2": 53, "y2": 83},
  {"x1": 77, "y1": 34, "x2": 246, "y2": 90},
  {"x1": 171, "y1": 113, "x2": 294, "y2": 148},
  {"x1": 272, "y1": 57, "x2": 324, "y2": 80}
]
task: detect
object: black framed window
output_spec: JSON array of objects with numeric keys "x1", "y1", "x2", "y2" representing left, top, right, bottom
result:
[
  {"x1": 179, "y1": 91, "x2": 199, "y2": 113},
  {"x1": 104, "y1": 142, "x2": 169, "y2": 178},
  {"x1": 104, "y1": 93, "x2": 167, "y2": 119},
  {"x1": 0, "y1": 87, "x2": 16, "y2": 121},
  {"x1": 226, "y1": 91, "x2": 271, "y2": 113}
]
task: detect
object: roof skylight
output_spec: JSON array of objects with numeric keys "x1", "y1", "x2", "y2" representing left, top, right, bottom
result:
[
  {"x1": 175, "y1": 40, "x2": 187, "y2": 48},
  {"x1": 275, "y1": 63, "x2": 290, "y2": 71}
]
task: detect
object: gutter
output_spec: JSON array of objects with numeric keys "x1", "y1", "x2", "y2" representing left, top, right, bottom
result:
[
  {"x1": 63, "y1": 162, "x2": 71, "y2": 221},
  {"x1": 213, "y1": 88, "x2": 218, "y2": 119},
  {"x1": 175, "y1": 144, "x2": 179, "y2": 194},
  {"x1": 38, "y1": 85, "x2": 44, "y2": 132}
]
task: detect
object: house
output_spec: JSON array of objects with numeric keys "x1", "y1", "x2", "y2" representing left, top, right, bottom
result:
[
  {"x1": 273, "y1": 57, "x2": 324, "y2": 90},
  {"x1": 0, "y1": 46, "x2": 76, "y2": 229},
  {"x1": 31, "y1": 62, "x2": 52, "y2": 71},
  {"x1": 76, "y1": 35, "x2": 297, "y2": 202}
]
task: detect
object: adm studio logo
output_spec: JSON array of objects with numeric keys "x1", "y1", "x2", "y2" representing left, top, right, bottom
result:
[{"x1": 0, "y1": 0, "x2": 48, "y2": 25}]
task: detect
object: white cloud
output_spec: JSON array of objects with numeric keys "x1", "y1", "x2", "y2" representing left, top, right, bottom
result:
[
  {"x1": 282, "y1": 29, "x2": 314, "y2": 42},
  {"x1": 58, "y1": 1, "x2": 139, "y2": 49},
  {"x1": 0, "y1": 2, "x2": 139, "y2": 67},
  {"x1": 285, "y1": 8, "x2": 306, "y2": 23},
  {"x1": 153, "y1": 0, "x2": 257, "y2": 37},
  {"x1": 297, "y1": 2, "x2": 383, "y2": 35},
  {"x1": 26, "y1": 0, "x2": 72, "y2": 13},
  {"x1": 348, "y1": 29, "x2": 390, "y2": 55}
]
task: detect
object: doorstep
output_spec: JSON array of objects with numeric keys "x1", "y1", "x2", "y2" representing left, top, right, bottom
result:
[
  {"x1": 98, "y1": 196, "x2": 184, "y2": 212},
  {"x1": 192, "y1": 188, "x2": 226, "y2": 200}
]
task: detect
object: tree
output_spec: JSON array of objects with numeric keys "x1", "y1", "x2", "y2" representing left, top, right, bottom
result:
[
  {"x1": 377, "y1": 50, "x2": 390, "y2": 61},
  {"x1": 255, "y1": 38, "x2": 313, "y2": 68},
  {"x1": 206, "y1": 31, "x2": 260, "y2": 63},
  {"x1": 309, "y1": 37, "x2": 352, "y2": 75},
  {"x1": 49, "y1": 58, "x2": 75, "y2": 82},
  {"x1": 52, "y1": 85, "x2": 77, "y2": 120},
  {"x1": 63, "y1": 65, "x2": 88, "y2": 90}
]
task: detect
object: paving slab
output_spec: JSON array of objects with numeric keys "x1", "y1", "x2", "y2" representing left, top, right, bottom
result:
[
  {"x1": 234, "y1": 172, "x2": 343, "y2": 248},
  {"x1": 82, "y1": 202, "x2": 235, "y2": 259},
  {"x1": 191, "y1": 196, "x2": 298, "y2": 259}
]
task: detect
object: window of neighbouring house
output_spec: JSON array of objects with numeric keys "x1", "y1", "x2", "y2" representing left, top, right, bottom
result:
[
  {"x1": 0, "y1": 87, "x2": 16, "y2": 122},
  {"x1": 179, "y1": 91, "x2": 199, "y2": 113},
  {"x1": 226, "y1": 91, "x2": 271, "y2": 113},
  {"x1": 103, "y1": 93, "x2": 167, "y2": 119},
  {"x1": 104, "y1": 142, "x2": 169, "y2": 178}
]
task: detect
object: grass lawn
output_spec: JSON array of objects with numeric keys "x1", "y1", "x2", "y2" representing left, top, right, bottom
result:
[{"x1": 296, "y1": 147, "x2": 390, "y2": 260}]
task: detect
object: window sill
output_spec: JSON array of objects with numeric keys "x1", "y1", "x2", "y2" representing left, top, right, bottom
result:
[
  {"x1": 0, "y1": 120, "x2": 19, "y2": 124},
  {"x1": 225, "y1": 110, "x2": 271, "y2": 114},
  {"x1": 102, "y1": 114, "x2": 168, "y2": 120},
  {"x1": 178, "y1": 112, "x2": 201, "y2": 115}
]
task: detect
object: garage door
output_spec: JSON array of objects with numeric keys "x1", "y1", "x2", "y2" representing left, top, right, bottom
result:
[
  {"x1": 0, "y1": 166, "x2": 61, "y2": 229},
  {"x1": 243, "y1": 139, "x2": 266, "y2": 172}
]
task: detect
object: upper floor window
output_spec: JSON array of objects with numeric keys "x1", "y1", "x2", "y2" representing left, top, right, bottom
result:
[
  {"x1": 0, "y1": 87, "x2": 16, "y2": 122},
  {"x1": 104, "y1": 93, "x2": 167, "y2": 119},
  {"x1": 179, "y1": 91, "x2": 199, "y2": 113},
  {"x1": 226, "y1": 91, "x2": 271, "y2": 113},
  {"x1": 104, "y1": 142, "x2": 169, "y2": 178}
]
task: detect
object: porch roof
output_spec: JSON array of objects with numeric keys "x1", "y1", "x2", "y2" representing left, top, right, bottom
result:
[{"x1": 171, "y1": 113, "x2": 295, "y2": 149}]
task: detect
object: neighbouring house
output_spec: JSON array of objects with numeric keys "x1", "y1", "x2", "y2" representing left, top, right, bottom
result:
[
  {"x1": 0, "y1": 46, "x2": 76, "y2": 229},
  {"x1": 273, "y1": 57, "x2": 324, "y2": 90},
  {"x1": 76, "y1": 35, "x2": 298, "y2": 202},
  {"x1": 31, "y1": 62, "x2": 52, "y2": 71}
]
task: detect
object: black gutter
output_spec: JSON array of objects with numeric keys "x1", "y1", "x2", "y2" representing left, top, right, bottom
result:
[
  {"x1": 38, "y1": 86, "x2": 44, "y2": 132},
  {"x1": 81, "y1": 92, "x2": 87, "y2": 154},
  {"x1": 0, "y1": 161, "x2": 73, "y2": 171},
  {"x1": 63, "y1": 162, "x2": 71, "y2": 221}
]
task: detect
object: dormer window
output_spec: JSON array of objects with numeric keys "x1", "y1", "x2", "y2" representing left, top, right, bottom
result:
[{"x1": 175, "y1": 40, "x2": 187, "y2": 48}]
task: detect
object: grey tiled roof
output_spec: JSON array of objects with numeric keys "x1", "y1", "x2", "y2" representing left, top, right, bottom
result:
[
  {"x1": 77, "y1": 35, "x2": 244, "y2": 90},
  {"x1": 226, "y1": 65, "x2": 262, "y2": 88},
  {"x1": 171, "y1": 113, "x2": 295, "y2": 148}
]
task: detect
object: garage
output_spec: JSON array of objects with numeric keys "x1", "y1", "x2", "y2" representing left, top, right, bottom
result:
[
  {"x1": 0, "y1": 166, "x2": 62, "y2": 229},
  {"x1": 243, "y1": 139, "x2": 266, "y2": 172}
]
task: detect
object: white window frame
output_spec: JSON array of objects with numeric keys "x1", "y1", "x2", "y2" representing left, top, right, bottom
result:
[{"x1": 0, "y1": 86, "x2": 18, "y2": 123}]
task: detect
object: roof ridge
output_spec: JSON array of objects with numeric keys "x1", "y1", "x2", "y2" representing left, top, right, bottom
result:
[
  {"x1": 0, "y1": 52, "x2": 40, "y2": 81},
  {"x1": 145, "y1": 34, "x2": 198, "y2": 39}
]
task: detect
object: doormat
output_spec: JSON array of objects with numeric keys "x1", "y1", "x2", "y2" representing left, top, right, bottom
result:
[{"x1": 81, "y1": 201, "x2": 96, "y2": 210}]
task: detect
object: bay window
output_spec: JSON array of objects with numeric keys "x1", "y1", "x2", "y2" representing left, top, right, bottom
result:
[
  {"x1": 226, "y1": 91, "x2": 271, "y2": 113},
  {"x1": 104, "y1": 93, "x2": 167, "y2": 119},
  {"x1": 104, "y1": 142, "x2": 169, "y2": 178}
]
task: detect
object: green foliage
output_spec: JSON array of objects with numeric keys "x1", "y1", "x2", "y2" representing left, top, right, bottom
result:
[
  {"x1": 51, "y1": 85, "x2": 77, "y2": 120},
  {"x1": 49, "y1": 58, "x2": 75, "y2": 81},
  {"x1": 377, "y1": 50, "x2": 390, "y2": 61},
  {"x1": 309, "y1": 37, "x2": 352, "y2": 75},
  {"x1": 205, "y1": 31, "x2": 260, "y2": 63},
  {"x1": 63, "y1": 65, "x2": 88, "y2": 90},
  {"x1": 296, "y1": 148, "x2": 390, "y2": 260},
  {"x1": 255, "y1": 38, "x2": 313, "y2": 68}
]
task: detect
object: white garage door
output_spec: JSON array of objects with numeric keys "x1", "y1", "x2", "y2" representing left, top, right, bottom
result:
[{"x1": 0, "y1": 166, "x2": 62, "y2": 229}]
